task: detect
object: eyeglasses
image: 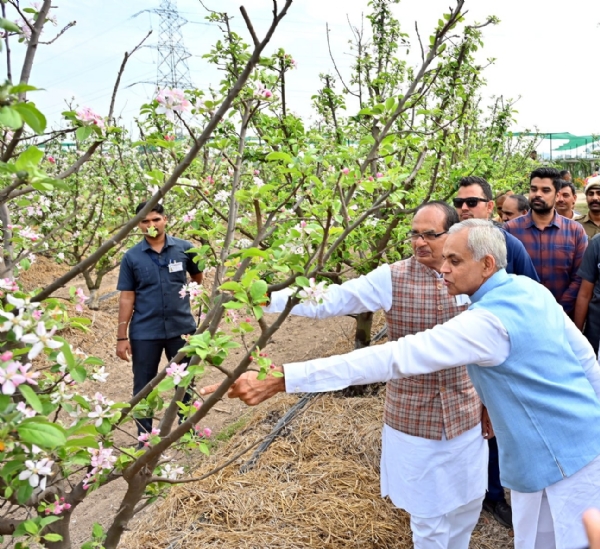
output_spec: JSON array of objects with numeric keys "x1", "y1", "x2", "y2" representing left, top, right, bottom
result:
[
  {"x1": 407, "y1": 230, "x2": 448, "y2": 242},
  {"x1": 453, "y1": 197, "x2": 490, "y2": 208}
]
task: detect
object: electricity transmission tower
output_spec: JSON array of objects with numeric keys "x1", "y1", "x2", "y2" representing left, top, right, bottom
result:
[{"x1": 153, "y1": 0, "x2": 193, "y2": 89}]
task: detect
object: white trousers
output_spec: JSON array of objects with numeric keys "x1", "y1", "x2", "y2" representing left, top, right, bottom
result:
[
  {"x1": 409, "y1": 495, "x2": 483, "y2": 549},
  {"x1": 512, "y1": 453, "x2": 600, "y2": 549}
]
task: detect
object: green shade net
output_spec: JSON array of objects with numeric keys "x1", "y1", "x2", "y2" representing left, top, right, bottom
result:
[{"x1": 511, "y1": 132, "x2": 599, "y2": 151}]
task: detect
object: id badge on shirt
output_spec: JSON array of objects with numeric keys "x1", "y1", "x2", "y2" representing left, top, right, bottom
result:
[{"x1": 168, "y1": 261, "x2": 183, "y2": 273}]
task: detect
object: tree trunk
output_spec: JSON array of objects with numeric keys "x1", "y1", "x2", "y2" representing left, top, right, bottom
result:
[
  {"x1": 354, "y1": 311, "x2": 373, "y2": 349},
  {"x1": 338, "y1": 312, "x2": 383, "y2": 398},
  {"x1": 87, "y1": 288, "x2": 100, "y2": 310}
]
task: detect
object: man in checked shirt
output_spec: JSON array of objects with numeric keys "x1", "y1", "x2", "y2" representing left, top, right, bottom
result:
[
  {"x1": 504, "y1": 167, "x2": 588, "y2": 316},
  {"x1": 204, "y1": 201, "x2": 488, "y2": 548}
]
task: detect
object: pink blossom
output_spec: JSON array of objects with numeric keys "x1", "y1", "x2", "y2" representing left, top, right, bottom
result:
[
  {"x1": 376, "y1": 172, "x2": 384, "y2": 178},
  {"x1": 255, "y1": 82, "x2": 273, "y2": 99},
  {"x1": 341, "y1": 167, "x2": 350, "y2": 175},
  {"x1": 0, "y1": 351, "x2": 13, "y2": 362},
  {"x1": 32, "y1": 310, "x2": 42, "y2": 320},
  {"x1": 192, "y1": 400, "x2": 202, "y2": 410},
  {"x1": 47, "y1": 155, "x2": 56, "y2": 164},
  {"x1": 202, "y1": 427, "x2": 212, "y2": 438},
  {"x1": 0, "y1": 362, "x2": 27, "y2": 394},
  {"x1": 254, "y1": 169, "x2": 260, "y2": 176},
  {"x1": 165, "y1": 362, "x2": 188, "y2": 385},
  {"x1": 75, "y1": 107, "x2": 105, "y2": 130},
  {"x1": 19, "y1": 362, "x2": 39, "y2": 386},
  {"x1": 156, "y1": 88, "x2": 191, "y2": 122},
  {"x1": 164, "y1": 134, "x2": 175, "y2": 141},
  {"x1": 16, "y1": 401, "x2": 36, "y2": 418}
]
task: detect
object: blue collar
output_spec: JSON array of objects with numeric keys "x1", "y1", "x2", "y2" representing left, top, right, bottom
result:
[
  {"x1": 470, "y1": 269, "x2": 509, "y2": 304},
  {"x1": 141, "y1": 234, "x2": 174, "y2": 252}
]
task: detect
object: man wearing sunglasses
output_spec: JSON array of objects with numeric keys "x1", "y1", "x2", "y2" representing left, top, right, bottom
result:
[
  {"x1": 454, "y1": 176, "x2": 539, "y2": 528},
  {"x1": 210, "y1": 201, "x2": 488, "y2": 548}
]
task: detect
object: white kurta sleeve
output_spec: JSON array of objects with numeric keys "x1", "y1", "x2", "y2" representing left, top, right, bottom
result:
[
  {"x1": 564, "y1": 313, "x2": 600, "y2": 398},
  {"x1": 265, "y1": 264, "x2": 393, "y2": 318},
  {"x1": 284, "y1": 308, "x2": 510, "y2": 393}
]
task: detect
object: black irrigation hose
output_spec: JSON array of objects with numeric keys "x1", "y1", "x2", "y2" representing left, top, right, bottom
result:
[
  {"x1": 372, "y1": 323, "x2": 388, "y2": 343},
  {"x1": 239, "y1": 393, "x2": 317, "y2": 473},
  {"x1": 98, "y1": 290, "x2": 119, "y2": 302}
]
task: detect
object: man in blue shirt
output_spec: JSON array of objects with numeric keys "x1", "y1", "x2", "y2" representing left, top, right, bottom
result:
[
  {"x1": 453, "y1": 175, "x2": 539, "y2": 529},
  {"x1": 116, "y1": 202, "x2": 203, "y2": 435}
]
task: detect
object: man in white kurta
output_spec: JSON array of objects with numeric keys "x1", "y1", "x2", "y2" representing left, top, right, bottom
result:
[
  {"x1": 211, "y1": 220, "x2": 600, "y2": 549},
  {"x1": 208, "y1": 203, "x2": 488, "y2": 548}
]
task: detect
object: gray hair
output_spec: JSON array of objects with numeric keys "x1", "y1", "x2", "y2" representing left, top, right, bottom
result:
[{"x1": 448, "y1": 219, "x2": 507, "y2": 270}]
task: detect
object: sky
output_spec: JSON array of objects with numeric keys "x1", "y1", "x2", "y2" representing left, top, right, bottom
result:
[{"x1": 5, "y1": 0, "x2": 600, "y2": 154}]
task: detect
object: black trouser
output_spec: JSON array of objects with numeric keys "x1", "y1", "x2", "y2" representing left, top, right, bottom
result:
[
  {"x1": 130, "y1": 336, "x2": 191, "y2": 435},
  {"x1": 486, "y1": 436, "x2": 505, "y2": 502}
]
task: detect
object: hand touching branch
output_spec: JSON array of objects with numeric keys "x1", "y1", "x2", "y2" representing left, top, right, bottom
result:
[{"x1": 201, "y1": 368, "x2": 286, "y2": 406}]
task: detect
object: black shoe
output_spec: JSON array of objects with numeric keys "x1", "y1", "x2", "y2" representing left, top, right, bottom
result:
[{"x1": 483, "y1": 498, "x2": 512, "y2": 528}]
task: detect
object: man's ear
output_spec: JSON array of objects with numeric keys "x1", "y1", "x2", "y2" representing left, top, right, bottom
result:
[
  {"x1": 482, "y1": 254, "x2": 496, "y2": 276},
  {"x1": 486, "y1": 200, "x2": 495, "y2": 217}
]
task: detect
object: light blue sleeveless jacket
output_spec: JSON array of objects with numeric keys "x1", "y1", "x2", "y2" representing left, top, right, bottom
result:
[{"x1": 467, "y1": 270, "x2": 600, "y2": 492}]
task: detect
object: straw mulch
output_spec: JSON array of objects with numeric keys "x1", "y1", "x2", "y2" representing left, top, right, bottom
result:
[{"x1": 122, "y1": 391, "x2": 416, "y2": 549}]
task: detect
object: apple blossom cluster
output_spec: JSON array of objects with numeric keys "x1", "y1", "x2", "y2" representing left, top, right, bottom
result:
[
  {"x1": 155, "y1": 88, "x2": 191, "y2": 122},
  {"x1": 179, "y1": 281, "x2": 205, "y2": 310},
  {"x1": 44, "y1": 496, "x2": 72, "y2": 516},
  {"x1": 82, "y1": 443, "x2": 117, "y2": 489},
  {"x1": 75, "y1": 107, "x2": 105, "y2": 129},
  {"x1": 138, "y1": 428, "x2": 160, "y2": 448},
  {"x1": 255, "y1": 82, "x2": 273, "y2": 99},
  {"x1": 298, "y1": 278, "x2": 330, "y2": 306}
]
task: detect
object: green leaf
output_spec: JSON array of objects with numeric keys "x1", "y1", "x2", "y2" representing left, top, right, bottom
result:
[
  {"x1": 198, "y1": 442, "x2": 210, "y2": 456},
  {"x1": 220, "y1": 281, "x2": 243, "y2": 292},
  {"x1": 357, "y1": 107, "x2": 372, "y2": 116},
  {"x1": 16, "y1": 483, "x2": 33, "y2": 505},
  {"x1": 0, "y1": 395, "x2": 10, "y2": 412},
  {"x1": 385, "y1": 97, "x2": 396, "y2": 111},
  {"x1": 43, "y1": 534, "x2": 63, "y2": 542},
  {"x1": 240, "y1": 247, "x2": 269, "y2": 259},
  {"x1": 59, "y1": 341, "x2": 76, "y2": 369},
  {"x1": 76, "y1": 125, "x2": 93, "y2": 142},
  {"x1": 92, "y1": 523, "x2": 103, "y2": 538},
  {"x1": 18, "y1": 385, "x2": 43, "y2": 414},
  {"x1": 157, "y1": 376, "x2": 175, "y2": 392},
  {"x1": 249, "y1": 280, "x2": 268, "y2": 302},
  {"x1": 13, "y1": 103, "x2": 46, "y2": 134},
  {"x1": 39, "y1": 516, "x2": 62, "y2": 528},
  {"x1": 15, "y1": 146, "x2": 44, "y2": 170},
  {"x1": 0, "y1": 106, "x2": 22, "y2": 129},
  {"x1": 9, "y1": 84, "x2": 40, "y2": 94},
  {"x1": 0, "y1": 18, "x2": 22, "y2": 33},
  {"x1": 252, "y1": 305, "x2": 263, "y2": 321},
  {"x1": 265, "y1": 151, "x2": 292, "y2": 163},
  {"x1": 23, "y1": 520, "x2": 39, "y2": 535},
  {"x1": 17, "y1": 419, "x2": 67, "y2": 449},
  {"x1": 296, "y1": 276, "x2": 310, "y2": 288},
  {"x1": 64, "y1": 436, "x2": 99, "y2": 449},
  {"x1": 70, "y1": 365, "x2": 87, "y2": 383}
]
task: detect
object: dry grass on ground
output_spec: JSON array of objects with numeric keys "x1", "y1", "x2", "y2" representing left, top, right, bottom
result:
[{"x1": 123, "y1": 389, "x2": 513, "y2": 549}]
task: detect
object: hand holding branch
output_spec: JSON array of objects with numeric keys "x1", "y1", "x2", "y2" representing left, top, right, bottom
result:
[{"x1": 201, "y1": 368, "x2": 286, "y2": 406}]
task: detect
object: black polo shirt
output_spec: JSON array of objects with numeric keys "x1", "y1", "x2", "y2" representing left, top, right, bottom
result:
[{"x1": 117, "y1": 235, "x2": 201, "y2": 340}]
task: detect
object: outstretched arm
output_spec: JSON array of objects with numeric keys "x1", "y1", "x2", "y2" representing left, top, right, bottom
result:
[
  {"x1": 266, "y1": 264, "x2": 393, "y2": 318},
  {"x1": 202, "y1": 308, "x2": 509, "y2": 405}
]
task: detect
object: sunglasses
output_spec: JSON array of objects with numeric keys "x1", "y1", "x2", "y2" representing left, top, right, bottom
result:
[{"x1": 453, "y1": 197, "x2": 490, "y2": 208}]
